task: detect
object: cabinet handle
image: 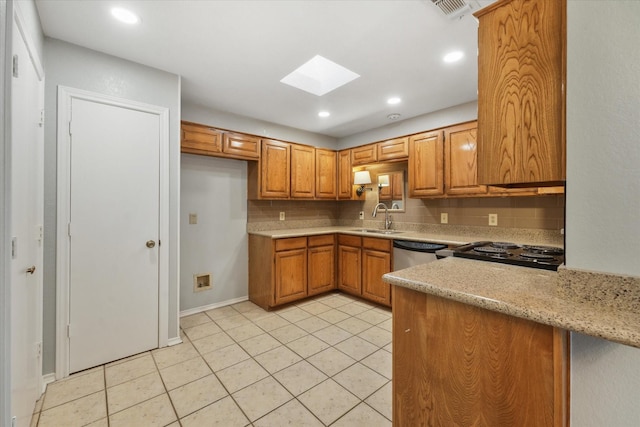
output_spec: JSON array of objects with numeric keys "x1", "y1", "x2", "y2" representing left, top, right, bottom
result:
[{"x1": 26, "y1": 265, "x2": 36, "y2": 274}]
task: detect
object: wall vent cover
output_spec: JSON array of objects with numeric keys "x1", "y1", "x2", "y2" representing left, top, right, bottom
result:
[{"x1": 431, "y1": 0, "x2": 472, "y2": 19}]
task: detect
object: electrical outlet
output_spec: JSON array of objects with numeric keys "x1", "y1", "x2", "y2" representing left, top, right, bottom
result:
[
  {"x1": 440, "y1": 213, "x2": 448, "y2": 224},
  {"x1": 279, "y1": 212, "x2": 285, "y2": 221},
  {"x1": 488, "y1": 213, "x2": 498, "y2": 226},
  {"x1": 359, "y1": 211, "x2": 364, "y2": 220},
  {"x1": 188, "y1": 213, "x2": 198, "y2": 224}
]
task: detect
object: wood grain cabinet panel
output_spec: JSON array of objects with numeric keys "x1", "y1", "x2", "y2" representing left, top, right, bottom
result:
[
  {"x1": 260, "y1": 139, "x2": 291, "y2": 199},
  {"x1": 291, "y1": 144, "x2": 315, "y2": 199},
  {"x1": 393, "y1": 286, "x2": 569, "y2": 427},
  {"x1": 377, "y1": 137, "x2": 409, "y2": 162},
  {"x1": 338, "y1": 150, "x2": 354, "y2": 200},
  {"x1": 223, "y1": 132, "x2": 260, "y2": 159},
  {"x1": 476, "y1": 0, "x2": 566, "y2": 186},
  {"x1": 444, "y1": 121, "x2": 488, "y2": 196},
  {"x1": 274, "y1": 248, "x2": 307, "y2": 305},
  {"x1": 408, "y1": 131, "x2": 444, "y2": 197},
  {"x1": 308, "y1": 235, "x2": 336, "y2": 296},
  {"x1": 337, "y1": 243, "x2": 361, "y2": 296},
  {"x1": 181, "y1": 122, "x2": 222, "y2": 155},
  {"x1": 351, "y1": 144, "x2": 377, "y2": 166},
  {"x1": 315, "y1": 149, "x2": 337, "y2": 199},
  {"x1": 361, "y1": 249, "x2": 392, "y2": 306}
]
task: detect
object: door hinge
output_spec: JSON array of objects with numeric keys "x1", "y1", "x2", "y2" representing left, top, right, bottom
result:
[
  {"x1": 12, "y1": 55, "x2": 18, "y2": 77},
  {"x1": 68, "y1": 223, "x2": 71, "y2": 237},
  {"x1": 68, "y1": 120, "x2": 72, "y2": 136},
  {"x1": 39, "y1": 109, "x2": 45, "y2": 127},
  {"x1": 67, "y1": 324, "x2": 72, "y2": 337}
]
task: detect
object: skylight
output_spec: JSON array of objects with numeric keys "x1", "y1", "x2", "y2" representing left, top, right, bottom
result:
[{"x1": 280, "y1": 55, "x2": 360, "y2": 96}]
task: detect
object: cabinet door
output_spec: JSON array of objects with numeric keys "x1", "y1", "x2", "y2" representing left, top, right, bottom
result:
[
  {"x1": 291, "y1": 144, "x2": 315, "y2": 199},
  {"x1": 377, "y1": 137, "x2": 409, "y2": 162},
  {"x1": 315, "y1": 149, "x2": 337, "y2": 199},
  {"x1": 308, "y1": 244, "x2": 336, "y2": 296},
  {"x1": 181, "y1": 122, "x2": 222, "y2": 155},
  {"x1": 378, "y1": 182, "x2": 392, "y2": 201},
  {"x1": 476, "y1": 0, "x2": 565, "y2": 186},
  {"x1": 223, "y1": 132, "x2": 260, "y2": 159},
  {"x1": 362, "y1": 249, "x2": 392, "y2": 306},
  {"x1": 261, "y1": 139, "x2": 290, "y2": 199},
  {"x1": 337, "y1": 245, "x2": 361, "y2": 296},
  {"x1": 444, "y1": 122, "x2": 487, "y2": 197},
  {"x1": 274, "y1": 248, "x2": 307, "y2": 305},
  {"x1": 391, "y1": 172, "x2": 404, "y2": 200},
  {"x1": 338, "y1": 150, "x2": 353, "y2": 200},
  {"x1": 351, "y1": 144, "x2": 377, "y2": 166},
  {"x1": 408, "y1": 131, "x2": 444, "y2": 197}
]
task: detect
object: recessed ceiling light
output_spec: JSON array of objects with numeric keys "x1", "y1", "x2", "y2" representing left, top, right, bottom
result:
[
  {"x1": 387, "y1": 97, "x2": 401, "y2": 105},
  {"x1": 111, "y1": 7, "x2": 140, "y2": 25},
  {"x1": 281, "y1": 55, "x2": 360, "y2": 96},
  {"x1": 318, "y1": 111, "x2": 330, "y2": 118},
  {"x1": 443, "y1": 51, "x2": 464, "y2": 63}
]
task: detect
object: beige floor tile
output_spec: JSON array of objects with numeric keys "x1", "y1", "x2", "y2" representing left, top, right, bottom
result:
[
  {"x1": 226, "y1": 323, "x2": 264, "y2": 342},
  {"x1": 335, "y1": 336, "x2": 378, "y2": 361},
  {"x1": 169, "y1": 374, "x2": 228, "y2": 418},
  {"x1": 183, "y1": 321, "x2": 223, "y2": 341},
  {"x1": 33, "y1": 394, "x2": 44, "y2": 413},
  {"x1": 384, "y1": 342, "x2": 392, "y2": 353},
  {"x1": 205, "y1": 305, "x2": 237, "y2": 321},
  {"x1": 298, "y1": 379, "x2": 359, "y2": 425},
  {"x1": 295, "y1": 316, "x2": 331, "y2": 333},
  {"x1": 107, "y1": 371, "x2": 165, "y2": 414},
  {"x1": 361, "y1": 349, "x2": 392, "y2": 379},
  {"x1": 85, "y1": 417, "x2": 109, "y2": 427},
  {"x1": 191, "y1": 331, "x2": 234, "y2": 354},
  {"x1": 216, "y1": 358, "x2": 270, "y2": 393},
  {"x1": 255, "y1": 314, "x2": 291, "y2": 332},
  {"x1": 253, "y1": 399, "x2": 323, "y2": 427},
  {"x1": 316, "y1": 308, "x2": 351, "y2": 324},
  {"x1": 105, "y1": 352, "x2": 148, "y2": 368},
  {"x1": 202, "y1": 342, "x2": 251, "y2": 372},
  {"x1": 151, "y1": 341, "x2": 200, "y2": 370},
  {"x1": 180, "y1": 395, "x2": 249, "y2": 427},
  {"x1": 215, "y1": 314, "x2": 252, "y2": 331},
  {"x1": 38, "y1": 391, "x2": 106, "y2": 427},
  {"x1": 109, "y1": 393, "x2": 176, "y2": 427},
  {"x1": 238, "y1": 333, "x2": 281, "y2": 356},
  {"x1": 336, "y1": 317, "x2": 373, "y2": 335},
  {"x1": 320, "y1": 297, "x2": 351, "y2": 308},
  {"x1": 273, "y1": 360, "x2": 328, "y2": 396},
  {"x1": 242, "y1": 308, "x2": 273, "y2": 322},
  {"x1": 365, "y1": 381, "x2": 392, "y2": 421},
  {"x1": 332, "y1": 402, "x2": 392, "y2": 427},
  {"x1": 43, "y1": 369, "x2": 104, "y2": 410},
  {"x1": 180, "y1": 329, "x2": 189, "y2": 342},
  {"x1": 286, "y1": 334, "x2": 330, "y2": 359},
  {"x1": 231, "y1": 300, "x2": 260, "y2": 313},
  {"x1": 254, "y1": 345, "x2": 303, "y2": 374},
  {"x1": 232, "y1": 377, "x2": 293, "y2": 422},
  {"x1": 378, "y1": 317, "x2": 393, "y2": 332},
  {"x1": 358, "y1": 326, "x2": 392, "y2": 347},
  {"x1": 299, "y1": 301, "x2": 333, "y2": 315},
  {"x1": 306, "y1": 347, "x2": 356, "y2": 377},
  {"x1": 269, "y1": 324, "x2": 308, "y2": 344},
  {"x1": 180, "y1": 312, "x2": 212, "y2": 329},
  {"x1": 352, "y1": 299, "x2": 376, "y2": 309},
  {"x1": 312, "y1": 324, "x2": 352, "y2": 346},
  {"x1": 356, "y1": 309, "x2": 390, "y2": 325},
  {"x1": 105, "y1": 354, "x2": 157, "y2": 388},
  {"x1": 159, "y1": 356, "x2": 212, "y2": 390},
  {"x1": 335, "y1": 302, "x2": 371, "y2": 316},
  {"x1": 277, "y1": 307, "x2": 312, "y2": 323},
  {"x1": 333, "y1": 363, "x2": 388, "y2": 399},
  {"x1": 29, "y1": 412, "x2": 39, "y2": 427}
]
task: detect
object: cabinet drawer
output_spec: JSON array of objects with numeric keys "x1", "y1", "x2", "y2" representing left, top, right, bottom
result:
[
  {"x1": 338, "y1": 234, "x2": 361, "y2": 247},
  {"x1": 378, "y1": 137, "x2": 409, "y2": 161},
  {"x1": 181, "y1": 122, "x2": 222, "y2": 154},
  {"x1": 362, "y1": 237, "x2": 392, "y2": 252},
  {"x1": 275, "y1": 237, "x2": 307, "y2": 251},
  {"x1": 308, "y1": 234, "x2": 335, "y2": 248},
  {"x1": 223, "y1": 132, "x2": 260, "y2": 159},
  {"x1": 351, "y1": 144, "x2": 377, "y2": 166}
]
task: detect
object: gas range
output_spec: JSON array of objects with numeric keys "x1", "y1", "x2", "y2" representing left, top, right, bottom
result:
[{"x1": 440, "y1": 241, "x2": 565, "y2": 271}]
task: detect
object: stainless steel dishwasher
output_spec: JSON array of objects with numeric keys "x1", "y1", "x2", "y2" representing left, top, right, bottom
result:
[{"x1": 392, "y1": 240, "x2": 448, "y2": 270}]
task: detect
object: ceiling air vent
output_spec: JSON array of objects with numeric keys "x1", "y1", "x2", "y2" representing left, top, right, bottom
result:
[{"x1": 431, "y1": 0, "x2": 473, "y2": 20}]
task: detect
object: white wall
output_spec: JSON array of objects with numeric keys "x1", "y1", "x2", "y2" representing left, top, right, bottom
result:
[
  {"x1": 42, "y1": 38, "x2": 181, "y2": 375},
  {"x1": 566, "y1": 2, "x2": 640, "y2": 425},
  {"x1": 180, "y1": 154, "x2": 248, "y2": 311}
]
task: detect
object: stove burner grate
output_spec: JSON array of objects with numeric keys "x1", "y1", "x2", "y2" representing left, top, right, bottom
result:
[
  {"x1": 491, "y1": 242, "x2": 520, "y2": 249},
  {"x1": 522, "y1": 245, "x2": 564, "y2": 255},
  {"x1": 473, "y1": 246, "x2": 511, "y2": 257},
  {"x1": 520, "y1": 252, "x2": 556, "y2": 261}
]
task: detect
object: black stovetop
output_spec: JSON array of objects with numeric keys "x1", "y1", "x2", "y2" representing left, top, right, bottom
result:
[{"x1": 451, "y1": 241, "x2": 565, "y2": 271}]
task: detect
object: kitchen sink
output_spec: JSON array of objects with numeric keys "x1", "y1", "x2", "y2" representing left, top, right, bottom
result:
[{"x1": 351, "y1": 229, "x2": 404, "y2": 235}]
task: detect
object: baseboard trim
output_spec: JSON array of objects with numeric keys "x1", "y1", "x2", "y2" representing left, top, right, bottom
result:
[
  {"x1": 180, "y1": 296, "x2": 249, "y2": 318},
  {"x1": 167, "y1": 337, "x2": 183, "y2": 347},
  {"x1": 42, "y1": 373, "x2": 55, "y2": 393}
]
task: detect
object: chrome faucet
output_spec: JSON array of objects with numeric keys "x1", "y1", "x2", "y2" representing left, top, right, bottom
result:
[{"x1": 372, "y1": 202, "x2": 392, "y2": 230}]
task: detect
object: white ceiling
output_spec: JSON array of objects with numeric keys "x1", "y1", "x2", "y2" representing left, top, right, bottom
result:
[{"x1": 35, "y1": 0, "x2": 496, "y2": 138}]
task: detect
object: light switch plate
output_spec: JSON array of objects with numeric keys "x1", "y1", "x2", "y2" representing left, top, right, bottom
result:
[{"x1": 188, "y1": 213, "x2": 198, "y2": 225}]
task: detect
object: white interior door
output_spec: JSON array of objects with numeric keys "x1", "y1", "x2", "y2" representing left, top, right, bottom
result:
[
  {"x1": 68, "y1": 98, "x2": 160, "y2": 373},
  {"x1": 10, "y1": 19, "x2": 44, "y2": 426}
]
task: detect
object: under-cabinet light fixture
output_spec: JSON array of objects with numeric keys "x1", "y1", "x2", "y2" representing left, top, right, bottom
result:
[{"x1": 354, "y1": 171, "x2": 372, "y2": 197}]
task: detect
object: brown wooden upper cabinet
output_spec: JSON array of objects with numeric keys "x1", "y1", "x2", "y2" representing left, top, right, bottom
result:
[
  {"x1": 259, "y1": 139, "x2": 291, "y2": 199},
  {"x1": 475, "y1": 0, "x2": 566, "y2": 186},
  {"x1": 377, "y1": 137, "x2": 409, "y2": 162},
  {"x1": 315, "y1": 149, "x2": 337, "y2": 199},
  {"x1": 338, "y1": 149, "x2": 354, "y2": 200},
  {"x1": 290, "y1": 144, "x2": 315, "y2": 199},
  {"x1": 408, "y1": 130, "x2": 444, "y2": 197},
  {"x1": 444, "y1": 122, "x2": 487, "y2": 196},
  {"x1": 351, "y1": 144, "x2": 377, "y2": 166},
  {"x1": 181, "y1": 121, "x2": 260, "y2": 160}
]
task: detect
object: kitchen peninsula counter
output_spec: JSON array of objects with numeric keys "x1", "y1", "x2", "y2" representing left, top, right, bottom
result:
[{"x1": 383, "y1": 257, "x2": 640, "y2": 348}]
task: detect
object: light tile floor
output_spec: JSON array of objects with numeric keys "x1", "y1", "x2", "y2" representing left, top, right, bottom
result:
[{"x1": 32, "y1": 292, "x2": 392, "y2": 426}]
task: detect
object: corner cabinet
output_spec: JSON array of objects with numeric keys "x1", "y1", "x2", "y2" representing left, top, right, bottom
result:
[
  {"x1": 475, "y1": 0, "x2": 566, "y2": 186},
  {"x1": 393, "y1": 286, "x2": 569, "y2": 427},
  {"x1": 248, "y1": 139, "x2": 290, "y2": 199},
  {"x1": 337, "y1": 150, "x2": 354, "y2": 200},
  {"x1": 408, "y1": 131, "x2": 444, "y2": 197}
]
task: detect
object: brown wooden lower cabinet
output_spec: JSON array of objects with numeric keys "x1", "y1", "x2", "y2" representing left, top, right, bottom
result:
[
  {"x1": 392, "y1": 286, "x2": 569, "y2": 427},
  {"x1": 307, "y1": 235, "x2": 336, "y2": 296},
  {"x1": 338, "y1": 235, "x2": 392, "y2": 307}
]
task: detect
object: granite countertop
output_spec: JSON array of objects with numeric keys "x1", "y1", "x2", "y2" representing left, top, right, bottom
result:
[{"x1": 383, "y1": 257, "x2": 640, "y2": 349}]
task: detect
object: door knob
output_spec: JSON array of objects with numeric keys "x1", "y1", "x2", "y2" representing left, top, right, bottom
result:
[
  {"x1": 146, "y1": 240, "x2": 156, "y2": 248},
  {"x1": 26, "y1": 265, "x2": 36, "y2": 274}
]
